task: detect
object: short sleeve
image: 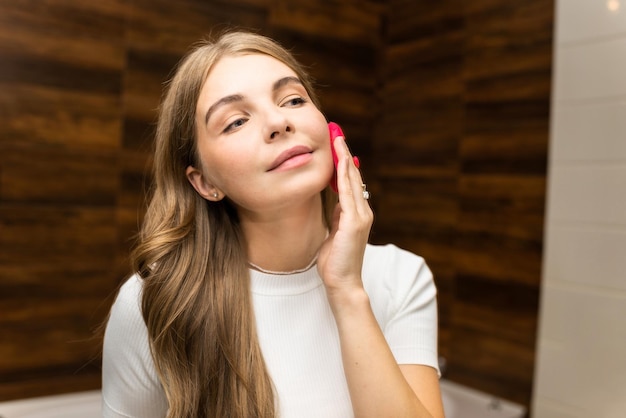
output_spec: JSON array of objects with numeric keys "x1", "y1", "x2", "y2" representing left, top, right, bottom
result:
[
  {"x1": 363, "y1": 244, "x2": 439, "y2": 374},
  {"x1": 102, "y1": 275, "x2": 168, "y2": 417}
]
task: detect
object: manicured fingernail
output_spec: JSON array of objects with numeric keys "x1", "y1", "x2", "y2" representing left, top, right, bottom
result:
[{"x1": 353, "y1": 156, "x2": 360, "y2": 168}]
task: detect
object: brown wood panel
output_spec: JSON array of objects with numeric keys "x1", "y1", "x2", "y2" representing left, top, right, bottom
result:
[
  {"x1": 447, "y1": 327, "x2": 535, "y2": 406},
  {"x1": 376, "y1": 0, "x2": 553, "y2": 412},
  {"x1": 0, "y1": 0, "x2": 127, "y2": 401},
  {"x1": 125, "y1": 0, "x2": 268, "y2": 54},
  {"x1": 0, "y1": 0, "x2": 383, "y2": 402},
  {"x1": 0, "y1": 204, "x2": 118, "y2": 398},
  {"x1": 0, "y1": 0, "x2": 126, "y2": 68},
  {"x1": 1, "y1": 145, "x2": 119, "y2": 206},
  {"x1": 375, "y1": 5, "x2": 466, "y2": 409},
  {"x1": 270, "y1": 0, "x2": 383, "y2": 45},
  {"x1": 0, "y1": 0, "x2": 551, "y2": 409},
  {"x1": 0, "y1": 85, "x2": 122, "y2": 149}
]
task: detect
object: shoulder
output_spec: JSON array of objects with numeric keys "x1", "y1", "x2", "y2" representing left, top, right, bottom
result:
[
  {"x1": 102, "y1": 274, "x2": 168, "y2": 416},
  {"x1": 362, "y1": 244, "x2": 439, "y2": 369},
  {"x1": 114, "y1": 273, "x2": 144, "y2": 306},
  {"x1": 107, "y1": 274, "x2": 144, "y2": 327},
  {"x1": 104, "y1": 274, "x2": 147, "y2": 357},
  {"x1": 363, "y1": 243, "x2": 431, "y2": 290},
  {"x1": 364, "y1": 243, "x2": 426, "y2": 269},
  {"x1": 362, "y1": 243, "x2": 436, "y2": 318}
]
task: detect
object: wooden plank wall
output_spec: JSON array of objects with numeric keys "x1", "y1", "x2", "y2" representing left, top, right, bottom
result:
[
  {"x1": 0, "y1": 0, "x2": 381, "y2": 401},
  {"x1": 0, "y1": 0, "x2": 129, "y2": 399},
  {"x1": 0, "y1": 0, "x2": 553, "y2": 411},
  {"x1": 372, "y1": 0, "x2": 553, "y2": 410}
]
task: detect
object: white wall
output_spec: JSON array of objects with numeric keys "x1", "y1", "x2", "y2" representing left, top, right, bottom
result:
[{"x1": 532, "y1": 0, "x2": 626, "y2": 417}]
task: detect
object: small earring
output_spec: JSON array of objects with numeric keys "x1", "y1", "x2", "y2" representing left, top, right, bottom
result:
[{"x1": 212, "y1": 192, "x2": 219, "y2": 199}]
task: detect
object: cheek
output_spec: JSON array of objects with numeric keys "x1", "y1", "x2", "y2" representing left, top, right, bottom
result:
[
  {"x1": 203, "y1": 146, "x2": 256, "y2": 188},
  {"x1": 318, "y1": 122, "x2": 334, "y2": 162},
  {"x1": 305, "y1": 112, "x2": 331, "y2": 147}
]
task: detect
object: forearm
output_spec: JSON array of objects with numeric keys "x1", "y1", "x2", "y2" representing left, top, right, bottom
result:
[{"x1": 329, "y1": 287, "x2": 434, "y2": 418}]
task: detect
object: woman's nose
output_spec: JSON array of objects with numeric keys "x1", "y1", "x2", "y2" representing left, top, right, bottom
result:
[
  {"x1": 269, "y1": 125, "x2": 292, "y2": 140},
  {"x1": 265, "y1": 108, "x2": 292, "y2": 141}
]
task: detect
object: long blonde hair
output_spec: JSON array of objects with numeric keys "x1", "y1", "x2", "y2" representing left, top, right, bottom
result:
[{"x1": 132, "y1": 31, "x2": 334, "y2": 417}]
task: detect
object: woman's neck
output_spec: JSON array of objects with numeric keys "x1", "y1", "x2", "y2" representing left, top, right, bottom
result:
[{"x1": 239, "y1": 198, "x2": 328, "y2": 274}]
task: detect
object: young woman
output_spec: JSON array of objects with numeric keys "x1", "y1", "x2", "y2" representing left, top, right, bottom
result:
[{"x1": 102, "y1": 31, "x2": 444, "y2": 418}]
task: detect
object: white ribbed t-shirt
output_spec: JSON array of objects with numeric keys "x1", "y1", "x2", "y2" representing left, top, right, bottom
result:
[{"x1": 102, "y1": 243, "x2": 439, "y2": 417}]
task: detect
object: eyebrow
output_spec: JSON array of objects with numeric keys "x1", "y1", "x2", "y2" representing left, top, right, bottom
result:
[
  {"x1": 273, "y1": 76, "x2": 303, "y2": 91},
  {"x1": 204, "y1": 94, "x2": 244, "y2": 125},
  {"x1": 204, "y1": 76, "x2": 304, "y2": 125}
]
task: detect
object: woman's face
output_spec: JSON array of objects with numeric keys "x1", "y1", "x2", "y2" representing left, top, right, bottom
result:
[{"x1": 187, "y1": 53, "x2": 333, "y2": 214}]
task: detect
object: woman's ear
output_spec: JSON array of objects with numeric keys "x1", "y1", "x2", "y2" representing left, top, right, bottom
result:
[{"x1": 185, "y1": 166, "x2": 223, "y2": 201}]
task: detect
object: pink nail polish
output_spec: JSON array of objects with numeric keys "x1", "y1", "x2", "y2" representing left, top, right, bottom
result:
[{"x1": 353, "y1": 156, "x2": 360, "y2": 168}]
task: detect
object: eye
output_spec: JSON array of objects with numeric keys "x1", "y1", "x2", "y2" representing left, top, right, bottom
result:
[
  {"x1": 281, "y1": 96, "x2": 307, "y2": 107},
  {"x1": 223, "y1": 117, "x2": 248, "y2": 133}
]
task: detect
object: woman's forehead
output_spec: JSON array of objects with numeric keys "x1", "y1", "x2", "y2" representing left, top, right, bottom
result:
[
  {"x1": 197, "y1": 54, "x2": 300, "y2": 110},
  {"x1": 207, "y1": 54, "x2": 296, "y2": 87}
]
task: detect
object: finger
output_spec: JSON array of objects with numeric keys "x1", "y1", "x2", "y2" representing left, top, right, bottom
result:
[
  {"x1": 335, "y1": 147, "x2": 357, "y2": 215},
  {"x1": 338, "y1": 138, "x2": 371, "y2": 216}
]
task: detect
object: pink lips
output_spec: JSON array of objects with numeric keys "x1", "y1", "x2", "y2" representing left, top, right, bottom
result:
[{"x1": 267, "y1": 145, "x2": 313, "y2": 171}]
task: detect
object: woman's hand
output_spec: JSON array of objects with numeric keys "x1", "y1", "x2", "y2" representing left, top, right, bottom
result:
[
  {"x1": 317, "y1": 136, "x2": 443, "y2": 418},
  {"x1": 317, "y1": 135, "x2": 373, "y2": 298}
]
